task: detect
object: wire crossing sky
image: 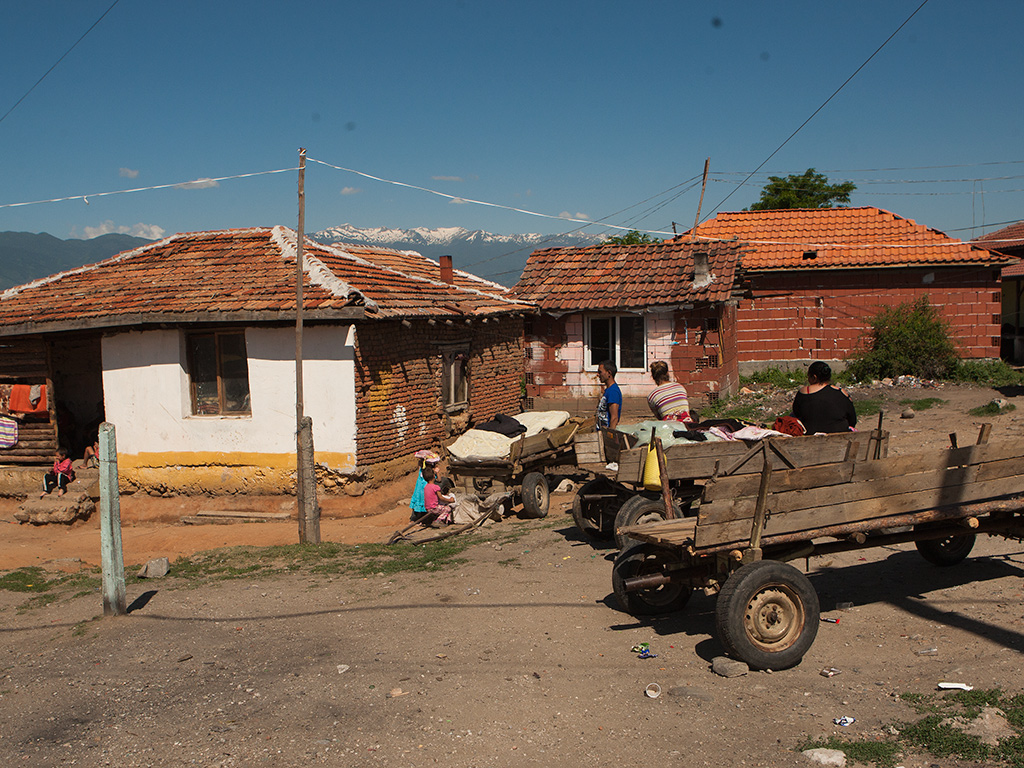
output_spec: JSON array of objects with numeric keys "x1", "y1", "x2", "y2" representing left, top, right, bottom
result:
[{"x1": 1, "y1": 1, "x2": 1021, "y2": 243}]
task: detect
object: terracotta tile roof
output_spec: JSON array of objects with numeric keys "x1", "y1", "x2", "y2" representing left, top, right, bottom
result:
[
  {"x1": 0, "y1": 227, "x2": 534, "y2": 336},
  {"x1": 973, "y1": 220, "x2": 1024, "y2": 250},
  {"x1": 334, "y1": 242, "x2": 511, "y2": 298},
  {"x1": 683, "y1": 207, "x2": 1012, "y2": 271},
  {"x1": 511, "y1": 239, "x2": 743, "y2": 311}
]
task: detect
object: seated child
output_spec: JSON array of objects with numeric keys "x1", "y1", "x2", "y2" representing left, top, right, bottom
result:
[
  {"x1": 409, "y1": 450, "x2": 442, "y2": 521},
  {"x1": 422, "y1": 465, "x2": 456, "y2": 527},
  {"x1": 42, "y1": 447, "x2": 75, "y2": 498}
]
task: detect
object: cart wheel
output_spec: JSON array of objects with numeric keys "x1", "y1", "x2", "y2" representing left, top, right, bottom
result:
[
  {"x1": 914, "y1": 527, "x2": 976, "y2": 566},
  {"x1": 571, "y1": 478, "x2": 620, "y2": 540},
  {"x1": 520, "y1": 472, "x2": 549, "y2": 518},
  {"x1": 715, "y1": 560, "x2": 819, "y2": 671},
  {"x1": 614, "y1": 495, "x2": 681, "y2": 550},
  {"x1": 612, "y1": 541, "x2": 692, "y2": 616}
]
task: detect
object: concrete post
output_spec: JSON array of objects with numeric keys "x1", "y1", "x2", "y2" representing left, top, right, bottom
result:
[{"x1": 99, "y1": 422, "x2": 126, "y2": 616}]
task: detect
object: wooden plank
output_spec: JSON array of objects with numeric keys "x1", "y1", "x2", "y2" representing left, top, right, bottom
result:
[
  {"x1": 700, "y1": 451, "x2": 1024, "y2": 525},
  {"x1": 618, "y1": 517, "x2": 698, "y2": 546},
  {"x1": 195, "y1": 510, "x2": 290, "y2": 520},
  {"x1": 695, "y1": 473, "x2": 1024, "y2": 550},
  {"x1": 703, "y1": 461, "x2": 855, "y2": 502}
]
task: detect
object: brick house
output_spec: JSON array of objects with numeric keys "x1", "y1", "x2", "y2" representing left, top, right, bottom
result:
[
  {"x1": 972, "y1": 221, "x2": 1024, "y2": 362},
  {"x1": 685, "y1": 207, "x2": 1013, "y2": 374},
  {"x1": 511, "y1": 239, "x2": 745, "y2": 415},
  {"x1": 0, "y1": 227, "x2": 532, "y2": 493}
]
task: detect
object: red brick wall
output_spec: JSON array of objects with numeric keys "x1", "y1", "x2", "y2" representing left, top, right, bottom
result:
[
  {"x1": 737, "y1": 267, "x2": 1002, "y2": 364},
  {"x1": 524, "y1": 305, "x2": 739, "y2": 410},
  {"x1": 354, "y1": 316, "x2": 524, "y2": 467}
]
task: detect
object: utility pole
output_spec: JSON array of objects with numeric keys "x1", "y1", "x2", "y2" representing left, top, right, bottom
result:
[
  {"x1": 691, "y1": 158, "x2": 710, "y2": 241},
  {"x1": 295, "y1": 148, "x2": 320, "y2": 543}
]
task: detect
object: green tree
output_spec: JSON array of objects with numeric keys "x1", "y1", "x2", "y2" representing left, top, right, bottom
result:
[
  {"x1": 747, "y1": 168, "x2": 856, "y2": 211},
  {"x1": 603, "y1": 230, "x2": 659, "y2": 245}
]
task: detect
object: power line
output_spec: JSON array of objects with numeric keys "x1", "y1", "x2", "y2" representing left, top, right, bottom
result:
[
  {"x1": 702, "y1": 0, "x2": 933, "y2": 219},
  {"x1": 0, "y1": 0, "x2": 122, "y2": 127}
]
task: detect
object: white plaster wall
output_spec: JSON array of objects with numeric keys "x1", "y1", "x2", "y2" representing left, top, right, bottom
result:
[{"x1": 101, "y1": 326, "x2": 356, "y2": 460}]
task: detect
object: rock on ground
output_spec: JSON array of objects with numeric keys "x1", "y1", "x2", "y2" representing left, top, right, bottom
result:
[{"x1": 14, "y1": 492, "x2": 95, "y2": 525}]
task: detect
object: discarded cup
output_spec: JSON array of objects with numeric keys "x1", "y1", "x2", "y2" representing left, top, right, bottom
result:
[
  {"x1": 644, "y1": 683, "x2": 662, "y2": 699},
  {"x1": 833, "y1": 716, "x2": 855, "y2": 727}
]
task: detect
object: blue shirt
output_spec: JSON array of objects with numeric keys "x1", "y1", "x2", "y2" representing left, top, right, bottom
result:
[{"x1": 596, "y1": 383, "x2": 623, "y2": 428}]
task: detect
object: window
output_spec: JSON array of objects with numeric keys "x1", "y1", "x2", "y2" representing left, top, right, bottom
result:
[
  {"x1": 585, "y1": 315, "x2": 646, "y2": 370},
  {"x1": 442, "y1": 349, "x2": 469, "y2": 409},
  {"x1": 186, "y1": 331, "x2": 251, "y2": 415}
]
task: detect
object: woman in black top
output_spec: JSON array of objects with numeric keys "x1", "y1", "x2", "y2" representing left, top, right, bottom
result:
[{"x1": 791, "y1": 362, "x2": 857, "y2": 434}]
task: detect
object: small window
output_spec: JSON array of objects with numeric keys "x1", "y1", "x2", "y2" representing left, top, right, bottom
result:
[
  {"x1": 442, "y1": 349, "x2": 469, "y2": 409},
  {"x1": 586, "y1": 315, "x2": 646, "y2": 370},
  {"x1": 186, "y1": 331, "x2": 251, "y2": 415}
]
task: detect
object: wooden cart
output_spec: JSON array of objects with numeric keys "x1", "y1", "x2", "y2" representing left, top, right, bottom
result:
[
  {"x1": 446, "y1": 417, "x2": 595, "y2": 519},
  {"x1": 571, "y1": 426, "x2": 887, "y2": 548},
  {"x1": 611, "y1": 427, "x2": 1024, "y2": 670}
]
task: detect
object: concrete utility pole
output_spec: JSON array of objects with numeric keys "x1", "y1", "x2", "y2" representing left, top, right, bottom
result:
[
  {"x1": 98, "y1": 422, "x2": 126, "y2": 615},
  {"x1": 295, "y1": 148, "x2": 320, "y2": 543}
]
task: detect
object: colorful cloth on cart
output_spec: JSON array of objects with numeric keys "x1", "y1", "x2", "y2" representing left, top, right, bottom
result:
[{"x1": 0, "y1": 417, "x2": 17, "y2": 448}]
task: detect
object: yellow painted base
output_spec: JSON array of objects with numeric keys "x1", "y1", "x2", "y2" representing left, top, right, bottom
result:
[{"x1": 116, "y1": 451, "x2": 358, "y2": 496}]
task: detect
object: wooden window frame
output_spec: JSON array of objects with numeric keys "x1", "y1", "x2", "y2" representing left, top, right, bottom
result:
[{"x1": 185, "y1": 330, "x2": 252, "y2": 416}]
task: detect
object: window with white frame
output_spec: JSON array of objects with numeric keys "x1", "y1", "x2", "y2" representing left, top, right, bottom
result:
[
  {"x1": 441, "y1": 348, "x2": 469, "y2": 409},
  {"x1": 585, "y1": 315, "x2": 646, "y2": 370}
]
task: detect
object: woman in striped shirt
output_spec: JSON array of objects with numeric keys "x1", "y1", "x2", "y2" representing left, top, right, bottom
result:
[{"x1": 647, "y1": 360, "x2": 691, "y2": 422}]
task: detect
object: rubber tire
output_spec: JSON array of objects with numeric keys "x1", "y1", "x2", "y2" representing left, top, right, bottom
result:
[
  {"x1": 612, "y1": 541, "x2": 693, "y2": 616},
  {"x1": 915, "y1": 529, "x2": 976, "y2": 566},
  {"x1": 715, "y1": 560, "x2": 819, "y2": 671},
  {"x1": 571, "y1": 478, "x2": 619, "y2": 540},
  {"x1": 520, "y1": 472, "x2": 550, "y2": 519},
  {"x1": 614, "y1": 495, "x2": 681, "y2": 551}
]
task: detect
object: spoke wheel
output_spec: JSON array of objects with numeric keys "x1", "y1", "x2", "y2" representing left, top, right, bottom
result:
[{"x1": 571, "y1": 478, "x2": 621, "y2": 539}]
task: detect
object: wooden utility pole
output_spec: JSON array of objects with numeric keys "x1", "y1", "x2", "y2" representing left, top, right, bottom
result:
[
  {"x1": 295, "y1": 148, "x2": 320, "y2": 543},
  {"x1": 691, "y1": 158, "x2": 710, "y2": 240},
  {"x1": 98, "y1": 422, "x2": 126, "y2": 615}
]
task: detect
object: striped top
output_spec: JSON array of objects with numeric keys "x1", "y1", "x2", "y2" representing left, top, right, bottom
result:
[{"x1": 647, "y1": 382, "x2": 690, "y2": 420}]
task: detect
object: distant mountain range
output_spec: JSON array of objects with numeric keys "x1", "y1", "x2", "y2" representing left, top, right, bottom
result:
[
  {"x1": 0, "y1": 231, "x2": 152, "y2": 291},
  {"x1": 0, "y1": 225, "x2": 602, "y2": 292},
  {"x1": 310, "y1": 225, "x2": 602, "y2": 286}
]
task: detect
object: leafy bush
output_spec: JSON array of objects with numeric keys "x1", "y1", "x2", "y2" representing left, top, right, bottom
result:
[
  {"x1": 845, "y1": 296, "x2": 959, "y2": 381},
  {"x1": 740, "y1": 367, "x2": 804, "y2": 389},
  {"x1": 951, "y1": 359, "x2": 1024, "y2": 387}
]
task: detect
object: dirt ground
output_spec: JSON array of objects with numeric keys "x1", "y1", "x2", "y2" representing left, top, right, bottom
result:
[{"x1": 1, "y1": 382, "x2": 1023, "y2": 767}]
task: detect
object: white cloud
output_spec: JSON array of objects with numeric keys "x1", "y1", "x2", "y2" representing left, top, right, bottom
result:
[
  {"x1": 559, "y1": 211, "x2": 591, "y2": 220},
  {"x1": 340, "y1": 186, "x2": 361, "y2": 195},
  {"x1": 432, "y1": 175, "x2": 463, "y2": 182},
  {"x1": 119, "y1": 167, "x2": 139, "y2": 178},
  {"x1": 174, "y1": 177, "x2": 219, "y2": 190},
  {"x1": 81, "y1": 220, "x2": 166, "y2": 240}
]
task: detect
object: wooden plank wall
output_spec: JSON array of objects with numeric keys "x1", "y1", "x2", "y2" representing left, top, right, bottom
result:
[
  {"x1": 694, "y1": 440, "x2": 1024, "y2": 549},
  {"x1": 0, "y1": 336, "x2": 58, "y2": 465}
]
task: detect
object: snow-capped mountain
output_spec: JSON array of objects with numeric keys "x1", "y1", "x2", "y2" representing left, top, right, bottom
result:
[{"x1": 310, "y1": 224, "x2": 602, "y2": 286}]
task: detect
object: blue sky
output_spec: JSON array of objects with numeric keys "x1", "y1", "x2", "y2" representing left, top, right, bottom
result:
[{"x1": 1, "y1": 0, "x2": 1021, "y2": 246}]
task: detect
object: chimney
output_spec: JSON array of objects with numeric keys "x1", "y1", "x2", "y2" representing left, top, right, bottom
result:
[
  {"x1": 440, "y1": 254, "x2": 454, "y2": 284},
  {"x1": 693, "y1": 252, "x2": 710, "y2": 287}
]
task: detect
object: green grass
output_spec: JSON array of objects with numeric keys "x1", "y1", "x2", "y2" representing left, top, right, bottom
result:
[
  {"x1": 0, "y1": 567, "x2": 102, "y2": 611},
  {"x1": 900, "y1": 397, "x2": 945, "y2": 411},
  {"x1": 854, "y1": 397, "x2": 884, "y2": 417},
  {"x1": 740, "y1": 367, "x2": 804, "y2": 389},
  {"x1": 952, "y1": 359, "x2": 1024, "y2": 387},
  {"x1": 802, "y1": 689, "x2": 1024, "y2": 768},
  {"x1": 969, "y1": 402, "x2": 1016, "y2": 417}
]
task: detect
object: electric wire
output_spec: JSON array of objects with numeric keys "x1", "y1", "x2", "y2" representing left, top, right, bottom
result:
[{"x1": 0, "y1": 0, "x2": 122, "y2": 127}]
